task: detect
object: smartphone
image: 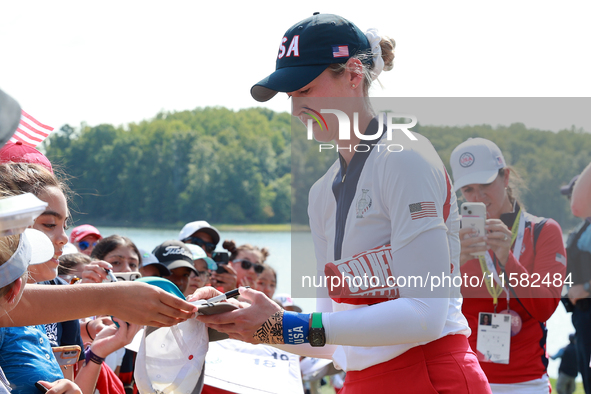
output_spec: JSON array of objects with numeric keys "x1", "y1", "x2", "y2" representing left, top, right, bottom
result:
[
  {"x1": 115, "y1": 272, "x2": 142, "y2": 281},
  {"x1": 461, "y1": 202, "x2": 486, "y2": 256},
  {"x1": 52, "y1": 345, "x2": 81, "y2": 366},
  {"x1": 212, "y1": 251, "x2": 229, "y2": 265},
  {"x1": 35, "y1": 382, "x2": 49, "y2": 393},
  {"x1": 215, "y1": 263, "x2": 229, "y2": 274}
]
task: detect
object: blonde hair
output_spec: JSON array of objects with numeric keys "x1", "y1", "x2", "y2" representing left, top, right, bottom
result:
[
  {"x1": 327, "y1": 36, "x2": 396, "y2": 96},
  {"x1": 499, "y1": 167, "x2": 527, "y2": 209}
]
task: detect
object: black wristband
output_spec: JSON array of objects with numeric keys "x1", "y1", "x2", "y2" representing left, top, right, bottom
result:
[
  {"x1": 85, "y1": 348, "x2": 104, "y2": 365},
  {"x1": 85, "y1": 322, "x2": 94, "y2": 341}
]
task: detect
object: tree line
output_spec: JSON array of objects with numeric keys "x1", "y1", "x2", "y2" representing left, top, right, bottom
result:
[{"x1": 44, "y1": 107, "x2": 590, "y2": 232}]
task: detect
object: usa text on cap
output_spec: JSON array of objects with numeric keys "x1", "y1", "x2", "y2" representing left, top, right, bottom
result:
[{"x1": 251, "y1": 13, "x2": 372, "y2": 102}]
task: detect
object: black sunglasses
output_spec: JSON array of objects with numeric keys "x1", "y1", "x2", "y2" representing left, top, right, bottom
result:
[
  {"x1": 183, "y1": 237, "x2": 216, "y2": 253},
  {"x1": 234, "y1": 259, "x2": 264, "y2": 274},
  {"x1": 78, "y1": 240, "x2": 98, "y2": 251}
]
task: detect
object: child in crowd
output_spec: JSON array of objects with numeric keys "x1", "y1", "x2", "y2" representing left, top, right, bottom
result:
[
  {"x1": 184, "y1": 244, "x2": 216, "y2": 297},
  {"x1": 152, "y1": 240, "x2": 198, "y2": 294},
  {"x1": 58, "y1": 253, "x2": 91, "y2": 284},
  {"x1": 255, "y1": 264, "x2": 277, "y2": 299},
  {"x1": 138, "y1": 249, "x2": 170, "y2": 278}
]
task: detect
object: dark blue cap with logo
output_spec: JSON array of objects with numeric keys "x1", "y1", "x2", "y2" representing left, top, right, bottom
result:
[{"x1": 251, "y1": 13, "x2": 372, "y2": 102}]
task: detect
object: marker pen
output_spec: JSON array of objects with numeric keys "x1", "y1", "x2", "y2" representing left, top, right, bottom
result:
[
  {"x1": 206, "y1": 286, "x2": 250, "y2": 304},
  {"x1": 104, "y1": 268, "x2": 118, "y2": 283}
]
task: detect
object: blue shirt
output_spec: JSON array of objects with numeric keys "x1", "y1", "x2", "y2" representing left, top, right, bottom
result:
[{"x1": 0, "y1": 325, "x2": 63, "y2": 394}]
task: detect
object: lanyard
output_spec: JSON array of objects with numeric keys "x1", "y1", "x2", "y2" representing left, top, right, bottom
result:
[{"x1": 479, "y1": 208, "x2": 524, "y2": 312}]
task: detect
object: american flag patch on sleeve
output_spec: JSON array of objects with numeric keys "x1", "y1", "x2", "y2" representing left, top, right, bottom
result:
[
  {"x1": 556, "y1": 253, "x2": 567, "y2": 266},
  {"x1": 409, "y1": 202, "x2": 437, "y2": 220}
]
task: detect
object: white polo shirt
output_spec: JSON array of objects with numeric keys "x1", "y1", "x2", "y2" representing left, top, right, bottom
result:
[{"x1": 308, "y1": 121, "x2": 470, "y2": 371}]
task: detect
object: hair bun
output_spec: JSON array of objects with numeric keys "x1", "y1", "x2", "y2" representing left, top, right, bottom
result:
[
  {"x1": 222, "y1": 240, "x2": 237, "y2": 254},
  {"x1": 380, "y1": 37, "x2": 396, "y2": 72}
]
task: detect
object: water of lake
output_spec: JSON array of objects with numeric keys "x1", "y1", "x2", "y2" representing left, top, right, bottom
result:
[{"x1": 74, "y1": 227, "x2": 574, "y2": 379}]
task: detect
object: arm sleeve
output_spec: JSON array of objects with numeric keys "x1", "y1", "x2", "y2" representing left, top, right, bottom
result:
[
  {"x1": 323, "y1": 228, "x2": 450, "y2": 347},
  {"x1": 503, "y1": 219, "x2": 566, "y2": 322},
  {"x1": 308, "y1": 177, "x2": 333, "y2": 303}
]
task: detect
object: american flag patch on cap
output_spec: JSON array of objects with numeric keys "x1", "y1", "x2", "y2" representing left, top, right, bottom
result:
[
  {"x1": 332, "y1": 45, "x2": 349, "y2": 58},
  {"x1": 409, "y1": 202, "x2": 437, "y2": 220}
]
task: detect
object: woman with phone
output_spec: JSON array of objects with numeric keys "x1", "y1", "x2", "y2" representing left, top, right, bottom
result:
[
  {"x1": 210, "y1": 241, "x2": 268, "y2": 293},
  {"x1": 193, "y1": 13, "x2": 491, "y2": 393},
  {"x1": 450, "y1": 138, "x2": 566, "y2": 393}
]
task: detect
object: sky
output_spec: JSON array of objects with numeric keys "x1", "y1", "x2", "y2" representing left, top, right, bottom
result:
[{"x1": 1, "y1": 1, "x2": 590, "y2": 132}]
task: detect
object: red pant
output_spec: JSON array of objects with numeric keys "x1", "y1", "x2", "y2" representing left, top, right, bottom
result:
[{"x1": 341, "y1": 335, "x2": 491, "y2": 394}]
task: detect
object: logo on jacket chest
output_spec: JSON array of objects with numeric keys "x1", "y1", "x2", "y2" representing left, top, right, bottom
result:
[{"x1": 356, "y1": 189, "x2": 372, "y2": 218}]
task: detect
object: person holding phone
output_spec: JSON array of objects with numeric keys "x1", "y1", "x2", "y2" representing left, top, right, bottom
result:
[
  {"x1": 450, "y1": 138, "x2": 566, "y2": 393},
  {"x1": 193, "y1": 13, "x2": 491, "y2": 393}
]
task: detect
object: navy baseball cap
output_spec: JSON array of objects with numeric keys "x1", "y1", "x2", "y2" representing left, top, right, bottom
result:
[{"x1": 251, "y1": 13, "x2": 372, "y2": 102}]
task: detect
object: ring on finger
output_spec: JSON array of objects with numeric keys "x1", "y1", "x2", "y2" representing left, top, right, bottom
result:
[{"x1": 503, "y1": 234, "x2": 508, "y2": 241}]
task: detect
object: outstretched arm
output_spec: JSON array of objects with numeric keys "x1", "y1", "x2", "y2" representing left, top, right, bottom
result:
[{"x1": 1, "y1": 281, "x2": 197, "y2": 327}]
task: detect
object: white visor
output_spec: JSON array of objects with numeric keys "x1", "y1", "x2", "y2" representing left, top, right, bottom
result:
[
  {"x1": 135, "y1": 319, "x2": 208, "y2": 394},
  {"x1": 0, "y1": 228, "x2": 54, "y2": 288}
]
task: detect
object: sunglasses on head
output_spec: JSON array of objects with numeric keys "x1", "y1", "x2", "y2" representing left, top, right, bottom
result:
[
  {"x1": 184, "y1": 237, "x2": 216, "y2": 253},
  {"x1": 78, "y1": 240, "x2": 98, "y2": 251},
  {"x1": 234, "y1": 259, "x2": 264, "y2": 274}
]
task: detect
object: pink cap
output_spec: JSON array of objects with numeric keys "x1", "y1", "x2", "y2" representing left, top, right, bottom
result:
[
  {"x1": 0, "y1": 141, "x2": 53, "y2": 173},
  {"x1": 69, "y1": 224, "x2": 102, "y2": 244}
]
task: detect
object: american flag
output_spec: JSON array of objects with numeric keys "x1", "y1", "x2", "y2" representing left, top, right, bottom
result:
[
  {"x1": 332, "y1": 45, "x2": 349, "y2": 58},
  {"x1": 9, "y1": 110, "x2": 53, "y2": 147},
  {"x1": 409, "y1": 202, "x2": 437, "y2": 220}
]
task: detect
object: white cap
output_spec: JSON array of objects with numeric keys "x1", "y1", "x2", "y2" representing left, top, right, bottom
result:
[
  {"x1": 178, "y1": 220, "x2": 220, "y2": 245},
  {"x1": 449, "y1": 138, "x2": 506, "y2": 192},
  {"x1": 0, "y1": 228, "x2": 54, "y2": 288},
  {"x1": 184, "y1": 244, "x2": 217, "y2": 270},
  {"x1": 135, "y1": 320, "x2": 208, "y2": 394}
]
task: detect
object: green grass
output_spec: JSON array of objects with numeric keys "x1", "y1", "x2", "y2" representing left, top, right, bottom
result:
[{"x1": 550, "y1": 377, "x2": 585, "y2": 394}]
